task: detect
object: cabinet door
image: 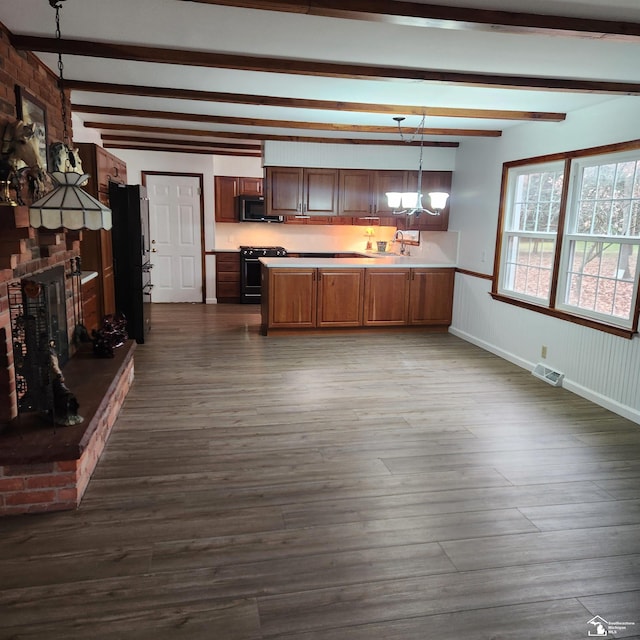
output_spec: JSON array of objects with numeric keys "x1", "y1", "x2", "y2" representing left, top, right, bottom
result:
[
  {"x1": 303, "y1": 168, "x2": 339, "y2": 216},
  {"x1": 267, "y1": 268, "x2": 317, "y2": 328},
  {"x1": 317, "y1": 269, "x2": 364, "y2": 327},
  {"x1": 408, "y1": 268, "x2": 455, "y2": 325},
  {"x1": 239, "y1": 177, "x2": 263, "y2": 195},
  {"x1": 214, "y1": 176, "x2": 239, "y2": 223},
  {"x1": 373, "y1": 171, "x2": 408, "y2": 214},
  {"x1": 363, "y1": 269, "x2": 410, "y2": 325},
  {"x1": 401, "y1": 171, "x2": 452, "y2": 231},
  {"x1": 266, "y1": 167, "x2": 303, "y2": 215},
  {"x1": 339, "y1": 170, "x2": 374, "y2": 217}
]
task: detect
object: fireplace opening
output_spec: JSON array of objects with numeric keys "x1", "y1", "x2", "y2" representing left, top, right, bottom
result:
[{"x1": 9, "y1": 265, "x2": 70, "y2": 415}]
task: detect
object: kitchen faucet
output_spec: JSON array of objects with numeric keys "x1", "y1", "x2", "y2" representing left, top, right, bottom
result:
[{"x1": 394, "y1": 230, "x2": 409, "y2": 255}]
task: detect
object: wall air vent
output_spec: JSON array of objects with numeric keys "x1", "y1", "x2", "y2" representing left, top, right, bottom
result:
[{"x1": 532, "y1": 363, "x2": 564, "y2": 387}]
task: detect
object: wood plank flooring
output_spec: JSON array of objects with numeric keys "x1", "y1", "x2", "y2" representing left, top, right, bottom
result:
[{"x1": 1, "y1": 303, "x2": 639, "y2": 639}]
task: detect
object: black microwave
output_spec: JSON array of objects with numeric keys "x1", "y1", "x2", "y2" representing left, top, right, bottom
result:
[{"x1": 237, "y1": 195, "x2": 283, "y2": 223}]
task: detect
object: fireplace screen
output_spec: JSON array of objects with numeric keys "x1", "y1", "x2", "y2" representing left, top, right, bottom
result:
[{"x1": 8, "y1": 266, "x2": 69, "y2": 415}]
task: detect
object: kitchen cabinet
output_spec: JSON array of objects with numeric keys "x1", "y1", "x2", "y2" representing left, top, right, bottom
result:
[
  {"x1": 264, "y1": 166, "x2": 451, "y2": 229},
  {"x1": 214, "y1": 175, "x2": 264, "y2": 222},
  {"x1": 339, "y1": 170, "x2": 374, "y2": 217},
  {"x1": 239, "y1": 177, "x2": 263, "y2": 195},
  {"x1": 265, "y1": 167, "x2": 339, "y2": 217},
  {"x1": 372, "y1": 170, "x2": 409, "y2": 215},
  {"x1": 76, "y1": 143, "x2": 127, "y2": 323},
  {"x1": 397, "y1": 171, "x2": 452, "y2": 232},
  {"x1": 263, "y1": 267, "x2": 317, "y2": 329},
  {"x1": 408, "y1": 268, "x2": 455, "y2": 325},
  {"x1": 317, "y1": 269, "x2": 364, "y2": 327},
  {"x1": 215, "y1": 251, "x2": 241, "y2": 302},
  {"x1": 363, "y1": 268, "x2": 411, "y2": 326},
  {"x1": 262, "y1": 263, "x2": 454, "y2": 333}
]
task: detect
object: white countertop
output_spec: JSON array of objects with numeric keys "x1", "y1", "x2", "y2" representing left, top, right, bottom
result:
[{"x1": 260, "y1": 256, "x2": 456, "y2": 269}]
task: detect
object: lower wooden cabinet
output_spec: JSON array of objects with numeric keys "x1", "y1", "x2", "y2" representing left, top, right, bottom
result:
[
  {"x1": 262, "y1": 266, "x2": 454, "y2": 333},
  {"x1": 363, "y1": 269, "x2": 411, "y2": 326},
  {"x1": 215, "y1": 252, "x2": 241, "y2": 302},
  {"x1": 263, "y1": 267, "x2": 317, "y2": 328},
  {"x1": 317, "y1": 269, "x2": 364, "y2": 327},
  {"x1": 408, "y1": 268, "x2": 455, "y2": 325}
]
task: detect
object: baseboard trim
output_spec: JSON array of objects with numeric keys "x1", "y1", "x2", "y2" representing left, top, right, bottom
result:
[{"x1": 449, "y1": 327, "x2": 640, "y2": 426}]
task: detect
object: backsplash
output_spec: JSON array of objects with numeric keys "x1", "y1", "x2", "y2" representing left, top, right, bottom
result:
[{"x1": 214, "y1": 223, "x2": 458, "y2": 263}]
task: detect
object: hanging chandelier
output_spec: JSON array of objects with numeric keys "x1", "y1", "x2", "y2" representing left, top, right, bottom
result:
[
  {"x1": 385, "y1": 116, "x2": 449, "y2": 217},
  {"x1": 29, "y1": 0, "x2": 112, "y2": 231}
]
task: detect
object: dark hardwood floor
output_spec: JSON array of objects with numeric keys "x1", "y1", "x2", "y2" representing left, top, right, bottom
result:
[{"x1": 1, "y1": 303, "x2": 639, "y2": 639}]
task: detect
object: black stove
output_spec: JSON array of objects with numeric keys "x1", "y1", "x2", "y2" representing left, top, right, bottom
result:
[
  {"x1": 240, "y1": 246, "x2": 288, "y2": 258},
  {"x1": 239, "y1": 246, "x2": 288, "y2": 303}
]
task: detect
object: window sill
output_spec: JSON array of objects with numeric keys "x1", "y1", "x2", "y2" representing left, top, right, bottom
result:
[{"x1": 490, "y1": 292, "x2": 637, "y2": 340}]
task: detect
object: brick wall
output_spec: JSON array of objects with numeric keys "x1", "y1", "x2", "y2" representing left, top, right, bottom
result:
[
  {"x1": 0, "y1": 21, "x2": 79, "y2": 425},
  {"x1": 0, "y1": 23, "x2": 69, "y2": 144}
]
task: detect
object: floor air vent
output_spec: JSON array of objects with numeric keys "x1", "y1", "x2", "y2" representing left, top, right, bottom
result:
[{"x1": 532, "y1": 363, "x2": 564, "y2": 387}]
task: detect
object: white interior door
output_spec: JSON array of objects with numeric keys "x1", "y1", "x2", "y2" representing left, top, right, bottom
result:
[{"x1": 146, "y1": 174, "x2": 203, "y2": 303}]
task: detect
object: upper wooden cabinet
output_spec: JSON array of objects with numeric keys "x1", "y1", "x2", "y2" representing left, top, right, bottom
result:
[
  {"x1": 398, "y1": 171, "x2": 453, "y2": 231},
  {"x1": 339, "y1": 170, "x2": 374, "y2": 217},
  {"x1": 239, "y1": 177, "x2": 263, "y2": 196},
  {"x1": 214, "y1": 175, "x2": 264, "y2": 222},
  {"x1": 372, "y1": 171, "x2": 409, "y2": 215},
  {"x1": 265, "y1": 167, "x2": 339, "y2": 217},
  {"x1": 264, "y1": 166, "x2": 452, "y2": 230}
]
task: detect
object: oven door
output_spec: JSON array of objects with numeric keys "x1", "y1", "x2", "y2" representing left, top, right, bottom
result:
[{"x1": 240, "y1": 256, "x2": 262, "y2": 303}]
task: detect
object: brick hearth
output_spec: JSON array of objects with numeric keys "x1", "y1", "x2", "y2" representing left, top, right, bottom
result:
[{"x1": 0, "y1": 341, "x2": 135, "y2": 515}]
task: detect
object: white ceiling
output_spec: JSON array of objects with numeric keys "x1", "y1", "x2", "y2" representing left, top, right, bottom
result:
[{"x1": 1, "y1": 0, "x2": 640, "y2": 155}]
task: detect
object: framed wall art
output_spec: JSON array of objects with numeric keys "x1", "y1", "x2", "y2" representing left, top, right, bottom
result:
[{"x1": 15, "y1": 85, "x2": 48, "y2": 171}]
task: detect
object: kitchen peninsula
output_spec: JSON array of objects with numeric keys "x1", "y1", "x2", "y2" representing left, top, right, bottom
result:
[{"x1": 260, "y1": 256, "x2": 455, "y2": 334}]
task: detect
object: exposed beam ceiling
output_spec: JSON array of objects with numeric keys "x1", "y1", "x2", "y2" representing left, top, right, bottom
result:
[
  {"x1": 1, "y1": 0, "x2": 639, "y2": 155},
  {"x1": 179, "y1": 0, "x2": 640, "y2": 40},
  {"x1": 12, "y1": 35, "x2": 640, "y2": 95}
]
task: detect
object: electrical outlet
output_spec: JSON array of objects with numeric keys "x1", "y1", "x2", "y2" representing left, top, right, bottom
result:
[{"x1": 541, "y1": 345, "x2": 548, "y2": 359}]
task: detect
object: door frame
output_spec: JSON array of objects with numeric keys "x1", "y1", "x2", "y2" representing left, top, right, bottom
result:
[{"x1": 142, "y1": 171, "x2": 206, "y2": 303}]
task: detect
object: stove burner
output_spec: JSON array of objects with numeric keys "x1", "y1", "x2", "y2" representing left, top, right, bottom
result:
[{"x1": 240, "y1": 246, "x2": 288, "y2": 257}]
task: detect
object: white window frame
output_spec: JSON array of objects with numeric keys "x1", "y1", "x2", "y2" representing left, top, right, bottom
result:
[
  {"x1": 556, "y1": 150, "x2": 640, "y2": 329},
  {"x1": 498, "y1": 161, "x2": 564, "y2": 306},
  {"x1": 495, "y1": 141, "x2": 640, "y2": 337}
]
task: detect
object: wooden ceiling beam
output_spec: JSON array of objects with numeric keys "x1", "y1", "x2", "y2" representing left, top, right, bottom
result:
[
  {"x1": 73, "y1": 103, "x2": 502, "y2": 137},
  {"x1": 103, "y1": 142, "x2": 261, "y2": 156},
  {"x1": 100, "y1": 134, "x2": 262, "y2": 150},
  {"x1": 178, "y1": 0, "x2": 640, "y2": 41},
  {"x1": 13, "y1": 35, "x2": 640, "y2": 95},
  {"x1": 66, "y1": 80, "x2": 564, "y2": 122},
  {"x1": 83, "y1": 121, "x2": 460, "y2": 146}
]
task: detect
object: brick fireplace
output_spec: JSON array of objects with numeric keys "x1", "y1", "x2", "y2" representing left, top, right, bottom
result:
[{"x1": 0, "y1": 206, "x2": 135, "y2": 516}]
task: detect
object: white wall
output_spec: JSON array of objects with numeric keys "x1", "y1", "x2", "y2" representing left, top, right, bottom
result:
[
  {"x1": 264, "y1": 141, "x2": 456, "y2": 171},
  {"x1": 449, "y1": 95, "x2": 640, "y2": 424}
]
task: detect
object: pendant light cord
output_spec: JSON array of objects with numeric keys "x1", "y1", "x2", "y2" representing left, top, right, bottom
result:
[{"x1": 51, "y1": 0, "x2": 70, "y2": 147}]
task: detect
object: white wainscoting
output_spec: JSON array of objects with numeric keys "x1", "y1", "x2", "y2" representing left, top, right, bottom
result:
[{"x1": 450, "y1": 273, "x2": 640, "y2": 425}]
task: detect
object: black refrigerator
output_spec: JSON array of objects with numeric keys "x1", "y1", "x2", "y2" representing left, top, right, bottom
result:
[{"x1": 108, "y1": 183, "x2": 152, "y2": 343}]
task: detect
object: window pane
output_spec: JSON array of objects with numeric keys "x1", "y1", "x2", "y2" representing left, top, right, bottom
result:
[
  {"x1": 564, "y1": 241, "x2": 638, "y2": 320},
  {"x1": 574, "y1": 159, "x2": 640, "y2": 238},
  {"x1": 502, "y1": 236, "x2": 555, "y2": 300},
  {"x1": 511, "y1": 170, "x2": 563, "y2": 233}
]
